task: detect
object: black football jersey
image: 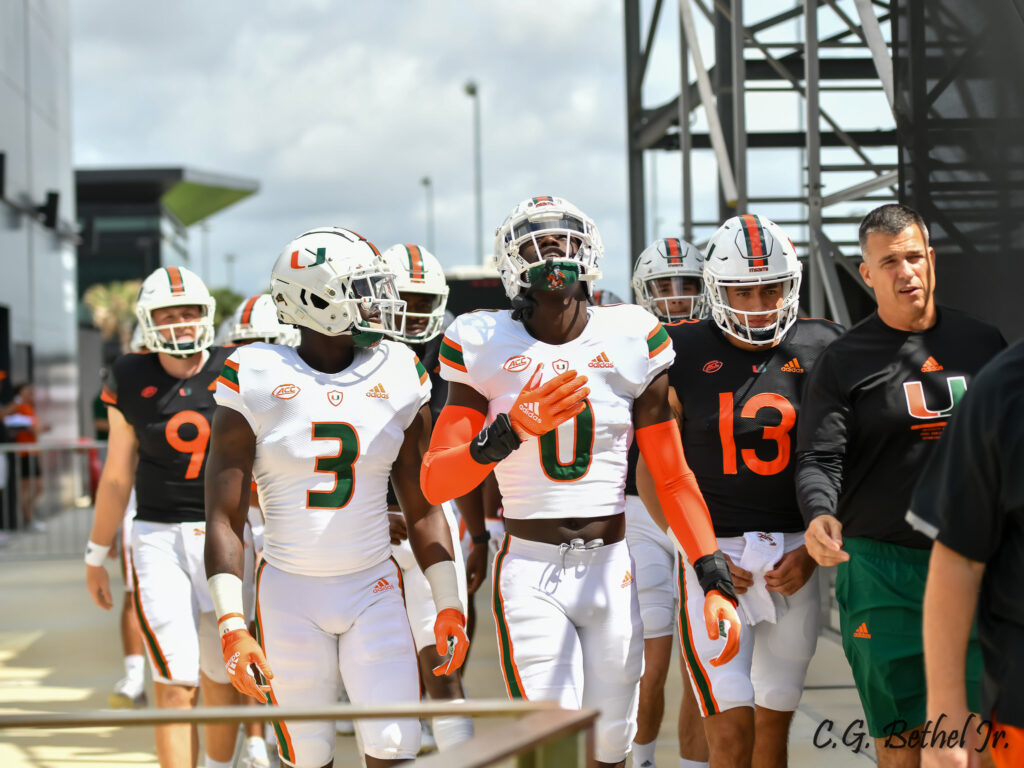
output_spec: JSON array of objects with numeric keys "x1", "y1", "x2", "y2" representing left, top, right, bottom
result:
[
  {"x1": 797, "y1": 308, "x2": 1006, "y2": 548},
  {"x1": 667, "y1": 318, "x2": 843, "y2": 537},
  {"x1": 102, "y1": 347, "x2": 232, "y2": 524}
]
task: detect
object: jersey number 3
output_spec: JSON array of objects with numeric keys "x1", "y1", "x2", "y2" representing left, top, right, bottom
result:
[
  {"x1": 308, "y1": 422, "x2": 360, "y2": 509},
  {"x1": 718, "y1": 392, "x2": 795, "y2": 476}
]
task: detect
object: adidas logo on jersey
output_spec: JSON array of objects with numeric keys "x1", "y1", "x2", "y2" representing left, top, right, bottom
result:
[
  {"x1": 365, "y1": 383, "x2": 389, "y2": 399},
  {"x1": 780, "y1": 358, "x2": 804, "y2": 373},
  {"x1": 921, "y1": 356, "x2": 944, "y2": 372},
  {"x1": 372, "y1": 578, "x2": 393, "y2": 594},
  {"x1": 621, "y1": 571, "x2": 634, "y2": 588},
  {"x1": 588, "y1": 352, "x2": 614, "y2": 368},
  {"x1": 517, "y1": 401, "x2": 542, "y2": 423},
  {"x1": 853, "y1": 622, "x2": 871, "y2": 639}
]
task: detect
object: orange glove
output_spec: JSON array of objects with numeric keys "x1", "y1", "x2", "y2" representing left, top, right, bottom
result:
[
  {"x1": 221, "y1": 628, "x2": 273, "y2": 701},
  {"x1": 431, "y1": 608, "x2": 470, "y2": 677},
  {"x1": 704, "y1": 590, "x2": 741, "y2": 667},
  {"x1": 509, "y1": 364, "x2": 589, "y2": 439}
]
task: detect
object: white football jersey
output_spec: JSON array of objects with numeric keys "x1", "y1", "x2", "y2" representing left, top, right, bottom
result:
[
  {"x1": 439, "y1": 305, "x2": 673, "y2": 520},
  {"x1": 214, "y1": 341, "x2": 430, "y2": 576}
]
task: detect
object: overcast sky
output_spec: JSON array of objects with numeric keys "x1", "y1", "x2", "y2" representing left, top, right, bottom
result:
[
  {"x1": 70, "y1": 1, "x2": 646, "y2": 298},
  {"x1": 70, "y1": 1, "x2": 891, "y2": 300}
]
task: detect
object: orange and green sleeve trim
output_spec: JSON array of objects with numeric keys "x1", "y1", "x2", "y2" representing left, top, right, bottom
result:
[
  {"x1": 647, "y1": 324, "x2": 670, "y2": 358},
  {"x1": 414, "y1": 355, "x2": 428, "y2": 385},
  {"x1": 217, "y1": 359, "x2": 240, "y2": 393},
  {"x1": 439, "y1": 337, "x2": 467, "y2": 372}
]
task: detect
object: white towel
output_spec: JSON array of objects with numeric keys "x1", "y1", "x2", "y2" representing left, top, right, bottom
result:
[{"x1": 736, "y1": 532, "x2": 787, "y2": 626}]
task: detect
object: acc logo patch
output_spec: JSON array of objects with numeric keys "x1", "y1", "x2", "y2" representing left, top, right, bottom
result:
[
  {"x1": 503, "y1": 355, "x2": 532, "y2": 373},
  {"x1": 702, "y1": 360, "x2": 723, "y2": 374},
  {"x1": 141, "y1": 385, "x2": 158, "y2": 398},
  {"x1": 552, "y1": 359, "x2": 570, "y2": 374},
  {"x1": 273, "y1": 383, "x2": 300, "y2": 400},
  {"x1": 326, "y1": 390, "x2": 343, "y2": 406}
]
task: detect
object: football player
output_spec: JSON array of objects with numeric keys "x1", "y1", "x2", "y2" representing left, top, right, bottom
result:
[
  {"x1": 628, "y1": 237, "x2": 710, "y2": 768},
  {"x1": 420, "y1": 196, "x2": 740, "y2": 768},
  {"x1": 379, "y1": 243, "x2": 473, "y2": 751},
  {"x1": 639, "y1": 215, "x2": 842, "y2": 768},
  {"x1": 204, "y1": 227, "x2": 468, "y2": 768},
  {"x1": 85, "y1": 266, "x2": 241, "y2": 768}
]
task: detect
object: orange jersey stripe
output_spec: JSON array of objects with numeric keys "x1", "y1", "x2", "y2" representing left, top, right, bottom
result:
[
  {"x1": 216, "y1": 375, "x2": 240, "y2": 393},
  {"x1": 224, "y1": 358, "x2": 240, "y2": 372},
  {"x1": 100, "y1": 386, "x2": 117, "y2": 405}
]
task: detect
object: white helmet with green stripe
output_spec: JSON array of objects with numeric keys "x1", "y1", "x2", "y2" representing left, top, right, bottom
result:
[
  {"x1": 632, "y1": 238, "x2": 707, "y2": 321},
  {"x1": 270, "y1": 227, "x2": 403, "y2": 345},
  {"x1": 135, "y1": 265, "x2": 216, "y2": 356},
  {"x1": 380, "y1": 244, "x2": 449, "y2": 343},
  {"x1": 494, "y1": 196, "x2": 604, "y2": 305},
  {"x1": 704, "y1": 214, "x2": 802, "y2": 346}
]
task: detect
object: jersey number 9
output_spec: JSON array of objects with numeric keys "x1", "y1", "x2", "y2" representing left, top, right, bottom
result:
[{"x1": 165, "y1": 410, "x2": 211, "y2": 480}]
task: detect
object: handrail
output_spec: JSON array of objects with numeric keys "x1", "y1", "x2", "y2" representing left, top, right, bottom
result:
[
  {"x1": 414, "y1": 708, "x2": 598, "y2": 768},
  {"x1": 0, "y1": 699, "x2": 556, "y2": 730}
]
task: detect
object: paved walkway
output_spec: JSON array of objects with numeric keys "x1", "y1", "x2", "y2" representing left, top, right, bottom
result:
[{"x1": 0, "y1": 524, "x2": 875, "y2": 766}]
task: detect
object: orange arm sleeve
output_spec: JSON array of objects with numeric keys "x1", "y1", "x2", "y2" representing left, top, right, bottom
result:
[
  {"x1": 634, "y1": 419, "x2": 718, "y2": 563},
  {"x1": 420, "y1": 404, "x2": 494, "y2": 505}
]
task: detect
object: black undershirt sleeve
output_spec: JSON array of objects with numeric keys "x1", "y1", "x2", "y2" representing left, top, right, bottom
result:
[{"x1": 796, "y1": 450, "x2": 844, "y2": 526}]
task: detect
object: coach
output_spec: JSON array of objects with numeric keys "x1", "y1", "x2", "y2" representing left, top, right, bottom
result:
[{"x1": 795, "y1": 203, "x2": 1005, "y2": 767}]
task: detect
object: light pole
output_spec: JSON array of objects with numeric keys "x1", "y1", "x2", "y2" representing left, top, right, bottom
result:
[
  {"x1": 464, "y1": 80, "x2": 483, "y2": 265},
  {"x1": 224, "y1": 253, "x2": 236, "y2": 290},
  {"x1": 420, "y1": 176, "x2": 435, "y2": 254}
]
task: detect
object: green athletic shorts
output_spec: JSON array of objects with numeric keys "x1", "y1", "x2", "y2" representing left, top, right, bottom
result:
[{"x1": 835, "y1": 537, "x2": 982, "y2": 738}]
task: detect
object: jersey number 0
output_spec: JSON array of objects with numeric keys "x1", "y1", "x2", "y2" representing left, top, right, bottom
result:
[{"x1": 538, "y1": 399, "x2": 595, "y2": 482}]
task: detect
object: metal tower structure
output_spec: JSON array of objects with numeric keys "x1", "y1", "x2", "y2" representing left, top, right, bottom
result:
[{"x1": 624, "y1": 0, "x2": 900, "y2": 326}]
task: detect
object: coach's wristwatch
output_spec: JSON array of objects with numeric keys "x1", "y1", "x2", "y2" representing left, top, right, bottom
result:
[{"x1": 468, "y1": 412, "x2": 521, "y2": 464}]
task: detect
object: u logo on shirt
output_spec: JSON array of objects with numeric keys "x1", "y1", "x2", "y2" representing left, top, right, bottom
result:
[{"x1": 902, "y1": 375, "x2": 967, "y2": 419}]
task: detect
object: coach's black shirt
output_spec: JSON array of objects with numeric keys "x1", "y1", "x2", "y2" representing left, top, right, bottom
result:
[
  {"x1": 796, "y1": 308, "x2": 1005, "y2": 548},
  {"x1": 667, "y1": 318, "x2": 843, "y2": 537},
  {"x1": 907, "y1": 339, "x2": 1024, "y2": 726},
  {"x1": 103, "y1": 347, "x2": 232, "y2": 524}
]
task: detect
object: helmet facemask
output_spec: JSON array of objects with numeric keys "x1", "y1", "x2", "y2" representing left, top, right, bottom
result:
[
  {"x1": 394, "y1": 290, "x2": 446, "y2": 343},
  {"x1": 707, "y1": 274, "x2": 801, "y2": 346},
  {"x1": 140, "y1": 305, "x2": 216, "y2": 356},
  {"x1": 495, "y1": 198, "x2": 603, "y2": 307},
  {"x1": 636, "y1": 274, "x2": 706, "y2": 321}
]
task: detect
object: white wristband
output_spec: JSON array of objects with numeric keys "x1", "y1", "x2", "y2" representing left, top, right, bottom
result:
[
  {"x1": 424, "y1": 561, "x2": 463, "y2": 614},
  {"x1": 84, "y1": 540, "x2": 111, "y2": 567},
  {"x1": 207, "y1": 573, "x2": 247, "y2": 636}
]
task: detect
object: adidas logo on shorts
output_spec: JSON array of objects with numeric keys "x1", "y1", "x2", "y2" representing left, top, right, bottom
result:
[
  {"x1": 853, "y1": 621, "x2": 871, "y2": 639},
  {"x1": 372, "y1": 579, "x2": 393, "y2": 594},
  {"x1": 365, "y1": 383, "x2": 390, "y2": 399},
  {"x1": 621, "y1": 571, "x2": 634, "y2": 588}
]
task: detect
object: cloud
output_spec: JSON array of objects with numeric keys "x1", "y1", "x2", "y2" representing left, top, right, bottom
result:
[{"x1": 71, "y1": 1, "x2": 633, "y2": 297}]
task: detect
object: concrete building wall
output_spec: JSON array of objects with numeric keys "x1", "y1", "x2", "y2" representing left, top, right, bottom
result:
[{"x1": 0, "y1": 0, "x2": 78, "y2": 439}]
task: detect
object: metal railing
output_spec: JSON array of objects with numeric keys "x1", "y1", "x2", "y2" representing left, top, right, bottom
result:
[
  {"x1": 0, "y1": 700, "x2": 599, "y2": 767},
  {"x1": 0, "y1": 440, "x2": 105, "y2": 559}
]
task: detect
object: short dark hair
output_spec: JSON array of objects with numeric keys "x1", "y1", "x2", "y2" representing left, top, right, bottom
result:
[{"x1": 858, "y1": 204, "x2": 930, "y2": 257}]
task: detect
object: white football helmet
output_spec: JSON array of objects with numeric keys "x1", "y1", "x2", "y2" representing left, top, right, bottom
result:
[
  {"x1": 494, "y1": 196, "x2": 603, "y2": 303},
  {"x1": 135, "y1": 265, "x2": 216, "y2": 356},
  {"x1": 380, "y1": 244, "x2": 450, "y2": 343},
  {"x1": 632, "y1": 238, "x2": 707, "y2": 320},
  {"x1": 703, "y1": 214, "x2": 802, "y2": 346},
  {"x1": 270, "y1": 227, "x2": 403, "y2": 346},
  {"x1": 224, "y1": 294, "x2": 296, "y2": 345}
]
